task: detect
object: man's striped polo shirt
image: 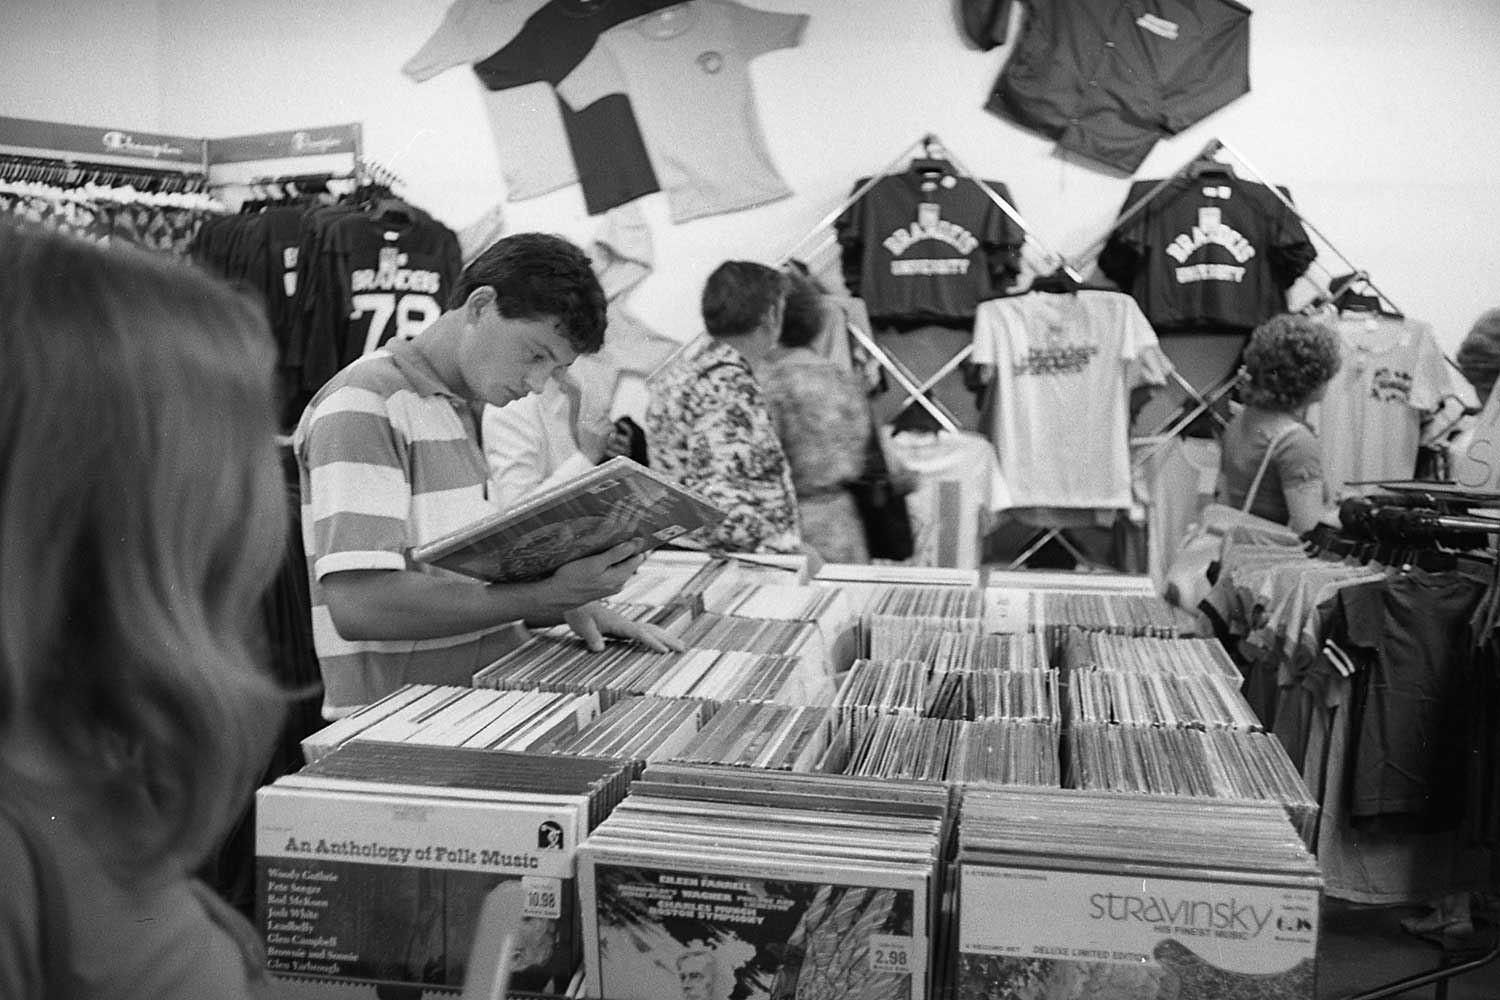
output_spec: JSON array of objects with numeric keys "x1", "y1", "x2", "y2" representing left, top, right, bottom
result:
[{"x1": 294, "y1": 337, "x2": 524, "y2": 718}]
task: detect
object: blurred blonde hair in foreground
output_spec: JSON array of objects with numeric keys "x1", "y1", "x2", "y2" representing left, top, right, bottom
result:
[{"x1": 0, "y1": 222, "x2": 287, "y2": 886}]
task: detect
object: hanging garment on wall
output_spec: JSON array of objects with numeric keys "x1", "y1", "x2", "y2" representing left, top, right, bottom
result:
[
  {"x1": 960, "y1": 0, "x2": 1013, "y2": 49},
  {"x1": 882, "y1": 427, "x2": 1009, "y2": 569},
  {"x1": 469, "y1": 0, "x2": 676, "y2": 215},
  {"x1": 1309, "y1": 312, "x2": 1473, "y2": 499},
  {"x1": 402, "y1": 0, "x2": 566, "y2": 200},
  {"x1": 984, "y1": 0, "x2": 1252, "y2": 173},
  {"x1": 1098, "y1": 174, "x2": 1317, "y2": 333},
  {"x1": 557, "y1": 0, "x2": 809, "y2": 224},
  {"x1": 293, "y1": 202, "x2": 462, "y2": 397},
  {"x1": 834, "y1": 170, "x2": 1024, "y2": 328},
  {"x1": 403, "y1": 0, "x2": 666, "y2": 212},
  {"x1": 971, "y1": 289, "x2": 1172, "y2": 509}
]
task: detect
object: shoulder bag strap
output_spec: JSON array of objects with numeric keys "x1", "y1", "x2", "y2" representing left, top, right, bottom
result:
[
  {"x1": 0, "y1": 798, "x2": 73, "y2": 1000},
  {"x1": 1241, "y1": 422, "x2": 1301, "y2": 513}
]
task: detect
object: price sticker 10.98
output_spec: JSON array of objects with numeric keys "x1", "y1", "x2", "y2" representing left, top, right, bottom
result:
[
  {"x1": 521, "y1": 875, "x2": 562, "y2": 920},
  {"x1": 869, "y1": 934, "x2": 915, "y2": 975}
]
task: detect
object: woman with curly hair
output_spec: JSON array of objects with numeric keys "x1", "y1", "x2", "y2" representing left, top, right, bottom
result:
[{"x1": 1217, "y1": 314, "x2": 1341, "y2": 534}]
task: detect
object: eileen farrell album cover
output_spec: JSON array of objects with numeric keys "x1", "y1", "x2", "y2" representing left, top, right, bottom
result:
[{"x1": 587, "y1": 862, "x2": 922, "y2": 1000}]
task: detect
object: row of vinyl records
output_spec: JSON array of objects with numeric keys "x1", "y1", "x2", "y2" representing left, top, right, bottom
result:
[
  {"x1": 257, "y1": 745, "x2": 1320, "y2": 1000},
  {"x1": 300, "y1": 677, "x2": 1312, "y2": 827},
  {"x1": 263, "y1": 553, "x2": 1317, "y2": 999}
]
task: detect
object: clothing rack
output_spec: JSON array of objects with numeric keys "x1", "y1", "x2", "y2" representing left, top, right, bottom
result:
[
  {"x1": 1100, "y1": 136, "x2": 1471, "y2": 455},
  {"x1": 1323, "y1": 486, "x2": 1500, "y2": 999},
  {"x1": 0, "y1": 113, "x2": 210, "y2": 196},
  {"x1": 780, "y1": 132, "x2": 1092, "y2": 432},
  {"x1": 0, "y1": 151, "x2": 208, "y2": 193},
  {"x1": 778, "y1": 133, "x2": 1121, "y2": 569}
]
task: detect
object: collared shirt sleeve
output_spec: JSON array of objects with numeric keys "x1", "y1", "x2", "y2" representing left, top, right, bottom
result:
[{"x1": 297, "y1": 384, "x2": 413, "y2": 579}]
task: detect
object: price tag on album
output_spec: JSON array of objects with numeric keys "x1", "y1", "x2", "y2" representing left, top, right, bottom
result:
[
  {"x1": 987, "y1": 589, "x2": 1031, "y2": 633},
  {"x1": 869, "y1": 934, "x2": 915, "y2": 975},
  {"x1": 522, "y1": 875, "x2": 562, "y2": 919}
]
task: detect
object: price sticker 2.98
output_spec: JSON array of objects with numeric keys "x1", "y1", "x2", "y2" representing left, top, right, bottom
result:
[
  {"x1": 869, "y1": 934, "x2": 915, "y2": 975},
  {"x1": 521, "y1": 875, "x2": 562, "y2": 920}
]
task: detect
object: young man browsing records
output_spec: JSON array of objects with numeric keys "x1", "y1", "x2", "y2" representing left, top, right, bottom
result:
[{"x1": 295, "y1": 232, "x2": 680, "y2": 719}]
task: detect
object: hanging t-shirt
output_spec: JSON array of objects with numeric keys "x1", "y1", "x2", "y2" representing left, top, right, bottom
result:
[
  {"x1": 985, "y1": 0, "x2": 1252, "y2": 173},
  {"x1": 469, "y1": 0, "x2": 674, "y2": 215},
  {"x1": 401, "y1": 0, "x2": 566, "y2": 200},
  {"x1": 298, "y1": 209, "x2": 462, "y2": 394},
  {"x1": 882, "y1": 428, "x2": 1009, "y2": 570},
  {"x1": 834, "y1": 172, "x2": 1024, "y2": 327},
  {"x1": 1098, "y1": 174, "x2": 1316, "y2": 333},
  {"x1": 1309, "y1": 313, "x2": 1454, "y2": 498},
  {"x1": 557, "y1": 0, "x2": 809, "y2": 223},
  {"x1": 971, "y1": 290, "x2": 1172, "y2": 509}
]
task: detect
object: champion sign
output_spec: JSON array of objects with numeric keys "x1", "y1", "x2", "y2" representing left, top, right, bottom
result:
[{"x1": 100, "y1": 130, "x2": 185, "y2": 159}]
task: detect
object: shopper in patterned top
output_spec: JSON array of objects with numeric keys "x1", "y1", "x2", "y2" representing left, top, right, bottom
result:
[
  {"x1": 761, "y1": 269, "x2": 872, "y2": 564},
  {"x1": 646, "y1": 261, "x2": 802, "y2": 553}
]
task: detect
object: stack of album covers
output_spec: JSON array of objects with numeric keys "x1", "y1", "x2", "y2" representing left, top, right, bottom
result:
[
  {"x1": 669, "y1": 702, "x2": 833, "y2": 772},
  {"x1": 299, "y1": 683, "x2": 603, "y2": 764},
  {"x1": 830, "y1": 714, "x2": 963, "y2": 781},
  {"x1": 547, "y1": 695, "x2": 712, "y2": 771},
  {"x1": 948, "y1": 719, "x2": 1062, "y2": 787},
  {"x1": 675, "y1": 612, "x2": 832, "y2": 677},
  {"x1": 955, "y1": 787, "x2": 1320, "y2": 1000},
  {"x1": 925, "y1": 631, "x2": 1047, "y2": 673},
  {"x1": 831, "y1": 659, "x2": 931, "y2": 717},
  {"x1": 816, "y1": 561, "x2": 983, "y2": 589},
  {"x1": 870, "y1": 624, "x2": 1047, "y2": 670},
  {"x1": 256, "y1": 742, "x2": 634, "y2": 998},
  {"x1": 1065, "y1": 671, "x2": 1262, "y2": 730},
  {"x1": 1068, "y1": 723, "x2": 1319, "y2": 843},
  {"x1": 473, "y1": 632, "x2": 833, "y2": 706},
  {"x1": 671, "y1": 550, "x2": 813, "y2": 602},
  {"x1": 825, "y1": 714, "x2": 1061, "y2": 787},
  {"x1": 1034, "y1": 590, "x2": 1203, "y2": 638},
  {"x1": 860, "y1": 585, "x2": 988, "y2": 659},
  {"x1": 699, "y1": 581, "x2": 858, "y2": 672},
  {"x1": 831, "y1": 659, "x2": 1060, "y2": 724},
  {"x1": 966, "y1": 669, "x2": 1060, "y2": 723},
  {"x1": 1061, "y1": 627, "x2": 1242, "y2": 681},
  {"x1": 577, "y1": 765, "x2": 947, "y2": 1000}
]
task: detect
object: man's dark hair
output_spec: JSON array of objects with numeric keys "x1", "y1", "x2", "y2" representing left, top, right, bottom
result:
[
  {"x1": 701, "y1": 261, "x2": 787, "y2": 339},
  {"x1": 449, "y1": 232, "x2": 607, "y2": 353}
]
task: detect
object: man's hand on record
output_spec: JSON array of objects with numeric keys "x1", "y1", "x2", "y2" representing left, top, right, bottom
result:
[
  {"x1": 547, "y1": 539, "x2": 648, "y2": 608},
  {"x1": 563, "y1": 602, "x2": 686, "y2": 654}
]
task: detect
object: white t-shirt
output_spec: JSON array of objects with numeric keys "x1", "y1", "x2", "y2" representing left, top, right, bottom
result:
[
  {"x1": 558, "y1": 0, "x2": 808, "y2": 223},
  {"x1": 1308, "y1": 314, "x2": 1458, "y2": 498},
  {"x1": 882, "y1": 428, "x2": 1009, "y2": 569},
  {"x1": 401, "y1": 0, "x2": 573, "y2": 200},
  {"x1": 971, "y1": 290, "x2": 1172, "y2": 509}
]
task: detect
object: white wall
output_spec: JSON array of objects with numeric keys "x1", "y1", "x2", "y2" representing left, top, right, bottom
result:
[
  {"x1": 1, "y1": 0, "x2": 164, "y2": 129},
  {"x1": 4, "y1": 0, "x2": 1499, "y2": 360}
]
